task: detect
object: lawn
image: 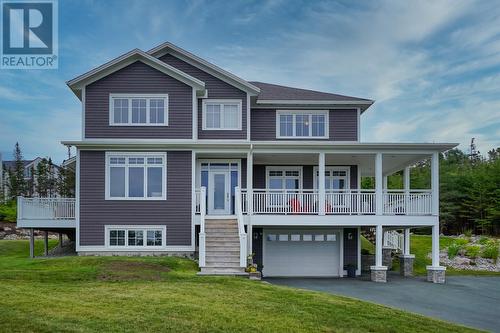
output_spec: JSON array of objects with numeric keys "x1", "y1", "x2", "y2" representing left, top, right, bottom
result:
[{"x1": 0, "y1": 240, "x2": 479, "y2": 333}]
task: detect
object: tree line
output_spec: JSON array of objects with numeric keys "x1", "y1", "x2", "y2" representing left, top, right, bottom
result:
[{"x1": 1, "y1": 142, "x2": 75, "y2": 201}]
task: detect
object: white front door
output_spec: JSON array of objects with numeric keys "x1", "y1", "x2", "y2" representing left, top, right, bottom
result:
[{"x1": 208, "y1": 171, "x2": 231, "y2": 215}]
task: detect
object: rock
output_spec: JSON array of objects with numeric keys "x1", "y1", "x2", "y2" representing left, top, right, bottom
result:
[
  {"x1": 4, "y1": 234, "x2": 19, "y2": 240},
  {"x1": 0, "y1": 232, "x2": 6, "y2": 239},
  {"x1": 3, "y1": 226, "x2": 12, "y2": 232},
  {"x1": 453, "y1": 256, "x2": 471, "y2": 265}
]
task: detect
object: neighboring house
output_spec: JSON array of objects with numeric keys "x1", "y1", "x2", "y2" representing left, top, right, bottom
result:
[
  {"x1": 2, "y1": 157, "x2": 60, "y2": 199},
  {"x1": 17, "y1": 42, "x2": 457, "y2": 283}
]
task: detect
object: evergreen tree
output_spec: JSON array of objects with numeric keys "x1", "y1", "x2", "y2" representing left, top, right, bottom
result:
[{"x1": 7, "y1": 142, "x2": 26, "y2": 200}]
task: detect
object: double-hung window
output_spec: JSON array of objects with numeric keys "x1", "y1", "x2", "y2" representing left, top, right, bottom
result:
[
  {"x1": 106, "y1": 153, "x2": 167, "y2": 200},
  {"x1": 110, "y1": 94, "x2": 168, "y2": 126},
  {"x1": 202, "y1": 99, "x2": 242, "y2": 130},
  {"x1": 107, "y1": 226, "x2": 165, "y2": 248},
  {"x1": 276, "y1": 110, "x2": 328, "y2": 138}
]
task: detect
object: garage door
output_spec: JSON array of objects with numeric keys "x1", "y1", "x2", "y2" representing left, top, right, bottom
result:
[{"x1": 263, "y1": 229, "x2": 340, "y2": 277}]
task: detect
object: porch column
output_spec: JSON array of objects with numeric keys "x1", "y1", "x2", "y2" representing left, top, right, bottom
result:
[
  {"x1": 371, "y1": 224, "x2": 387, "y2": 282},
  {"x1": 403, "y1": 167, "x2": 410, "y2": 213},
  {"x1": 29, "y1": 228, "x2": 34, "y2": 258},
  {"x1": 431, "y1": 152, "x2": 439, "y2": 215},
  {"x1": 375, "y1": 153, "x2": 383, "y2": 215},
  {"x1": 246, "y1": 151, "x2": 253, "y2": 254},
  {"x1": 427, "y1": 223, "x2": 446, "y2": 283},
  {"x1": 318, "y1": 152, "x2": 326, "y2": 215},
  {"x1": 44, "y1": 231, "x2": 49, "y2": 256},
  {"x1": 383, "y1": 175, "x2": 388, "y2": 189},
  {"x1": 399, "y1": 228, "x2": 415, "y2": 277}
]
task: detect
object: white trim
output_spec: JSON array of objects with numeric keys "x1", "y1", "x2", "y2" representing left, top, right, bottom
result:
[
  {"x1": 265, "y1": 166, "x2": 303, "y2": 190},
  {"x1": 357, "y1": 226, "x2": 361, "y2": 276},
  {"x1": 81, "y1": 87, "x2": 86, "y2": 139},
  {"x1": 257, "y1": 100, "x2": 373, "y2": 105},
  {"x1": 109, "y1": 94, "x2": 169, "y2": 126},
  {"x1": 192, "y1": 89, "x2": 198, "y2": 140},
  {"x1": 67, "y1": 49, "x2": 205, "y2": 94},
  {"x1": 246, "y1": 93, "x2": 251, "y2": 141},
  {"x1": 104, "y1": 152, "x2": 167, "y2": 201},
  {"x1": 147, "y1": 42, "x2": 260, "y2": 95},
  {"x1": 75, "y1": 149, "x2": 81, "y2": 250},
  {"x1": 191, "y1": 151, "x2": 196, "y2": 249},
  {"x1": 312, "y1": 166, "x2": 351, "y2": 190},
  {"x1": 105, "y1": 225, "x2": 167, "y2": 249},
  {"x1": 276, "y1": 110, "x2": 329, "y2": 139},
  {"x1": 202, "y1": 99, "x2": 242, "y2": 131}
]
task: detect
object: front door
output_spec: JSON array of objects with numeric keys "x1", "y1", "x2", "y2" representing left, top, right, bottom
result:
[{"x1": 208, "y1": 170, "x2": 231, "y2": 215}]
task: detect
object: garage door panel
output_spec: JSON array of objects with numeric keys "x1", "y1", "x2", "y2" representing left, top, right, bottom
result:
[{"x1": 263, "y1": 229, "x2": 340, "y2": 277}]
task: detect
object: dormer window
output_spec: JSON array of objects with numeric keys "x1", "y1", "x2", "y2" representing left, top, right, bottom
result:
[
  {"x1": 202, "y1": 99, "x2": 242, "y2": 130},
  {"x1": 276, "y1": 110, "x2": 328, "y2": 139},
  {"x1": 109, "y1": 94, "x2": 168, "y2": 126}
]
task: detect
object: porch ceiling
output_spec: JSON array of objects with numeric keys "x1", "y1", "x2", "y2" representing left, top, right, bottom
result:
[{"x1": 252, "y1": 152, "x2": 430, "y2": 176}]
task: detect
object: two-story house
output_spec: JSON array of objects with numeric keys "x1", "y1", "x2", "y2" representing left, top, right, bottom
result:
[{"x1": 17, "y1": 42, "x2": 457, "y2": 283}]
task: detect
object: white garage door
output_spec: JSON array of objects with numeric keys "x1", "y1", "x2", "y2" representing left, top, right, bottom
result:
[{"x1": 263, "y1": 229, "x2": 340, "y2": 277}]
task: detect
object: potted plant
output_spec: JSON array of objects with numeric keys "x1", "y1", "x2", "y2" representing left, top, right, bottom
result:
[{"x1": 346, "y1": 264, "x2": 356, "y2": 278}]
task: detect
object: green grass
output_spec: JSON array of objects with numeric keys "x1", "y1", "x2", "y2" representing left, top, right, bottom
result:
[
  {"x1": 0, "y1": 240, "x2": 479, "y2": 333},
  {"x1": 391, "y1": 235, "x2": 500, "y2": 276},
  {"x1": 361, "y1": 235, "x2": 375, "y2": 254}
]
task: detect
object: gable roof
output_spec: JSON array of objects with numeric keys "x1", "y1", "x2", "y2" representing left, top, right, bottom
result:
[
  {"x1": 3, "y1": 160, "x2": 34, "y2": 171},
  {"x1": 67, "y1": 49, "x2": 206, "y2": 99},
  {"x1": 147, "y1": 42, "x2": 260, "y2": 95}
]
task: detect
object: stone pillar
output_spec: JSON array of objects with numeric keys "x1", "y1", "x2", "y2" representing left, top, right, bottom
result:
[
  {"x1": 382, "y1": 247, "x2": 393, "y2": 269},
  {"x1": 399, "y1": 254, "x2": 415, "y2": 277},
  {"x1": 427, "y1": 266, "x2": 446, "y2": 283},
  {"x1": 370, "y1": 225, "x2": 387, "y2": 282},
  {"x1": 370, "y1": 266, "x2": 387, "y2": 283},
  {"x1": 427, "y1": 224, "x2": 446, "y2": 283}
]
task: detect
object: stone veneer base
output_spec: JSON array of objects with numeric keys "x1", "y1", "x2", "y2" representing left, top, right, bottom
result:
[
  {"x1": 399, "y1": 254, "x2": 415, "y2": 277},
  {"x1": 370, "y1": 266, "x2": 388, "y2": 283},
  {"x1": 426, "y1": 266, "x2": 446, "y2": 283}
]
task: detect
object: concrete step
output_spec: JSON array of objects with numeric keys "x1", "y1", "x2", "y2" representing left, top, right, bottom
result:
[
  {"x1": 204, "y1": 262, "x2": 244, "y2": 268},
  {"x1": 205, "y1": 230, "x2": 239, "y2": 234},
  {"x1": 206, "y1": 255, "x2": 240, "y2": 263},
  {"x1": 206, "y1": 246, "x2": 240, "y2": 252},
  {"x1": 206, "y1": 237, "x2": 240, "y2": 242},
  {"x1": 198, "y1": 267, "x2": 248, "y2": 276}
]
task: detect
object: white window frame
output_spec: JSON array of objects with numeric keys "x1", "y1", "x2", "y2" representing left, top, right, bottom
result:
[
  {"x1": 109, "y1": 94, "x2": 169, "y2": 126},
  {"x1": 105, "y1": 225, "x2": 167, "y2": 249},
  {"x1": 202, "y1": 99, "x2": 242, "y2": 130},
  {"x1": 105, "y1": 152, "x2": 167, "y2": 201},
  {"x1": 276, "y1": 110, "x2": 329, "y2": 139},
  {"x1": 313, "y1": 166, "x2": 350, "y2": 191},
  {"x1": 265, "y1": 166, "x2": 303, "y2": 190}
]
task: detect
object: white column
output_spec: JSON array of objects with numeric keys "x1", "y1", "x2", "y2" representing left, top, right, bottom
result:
[
  {"x1": 431, "y1": 152, "x2": 439, "y2": 216},
  {"x1": 318, "y1": 152, "x2": 326, "y2": 215},
  {"x1": 404, "y1": 167, "x2": 410, "y2": 214},
  {"x1": 375, "y1": 153, "x2": 383, "y2": 215},
  {"x1": 404, "y1": 228, "x2": 411, "y2": 255},
  {"x1": 246, "y1": 151, "x2": 253, "y2": 215},
  {"x1": 375, "y1": 224, "x2": 383, "y2": 267},
  {"x1": 383, "y1": 175, "x2": 388, "y2": 189},
  {"x1": 431, "y1": 223, "x2": 440, "y2": 267}
]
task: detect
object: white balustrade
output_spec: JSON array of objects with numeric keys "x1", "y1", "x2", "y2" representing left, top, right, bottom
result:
[{"x1": 18, "y1": 197, "x2": 76, "y2": 220}]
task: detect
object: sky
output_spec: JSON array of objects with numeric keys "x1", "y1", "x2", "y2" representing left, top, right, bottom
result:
[{"x1": 1, "y1": 0, "x2": 500, "y2": 163}]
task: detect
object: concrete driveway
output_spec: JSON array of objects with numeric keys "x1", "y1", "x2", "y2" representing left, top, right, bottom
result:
[{"x1": 267, "y1": 274, "x2": 500, "y2": 332}]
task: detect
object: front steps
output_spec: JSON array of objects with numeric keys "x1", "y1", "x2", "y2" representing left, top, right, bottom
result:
[{"x1": 199, "y1": 219, "x2": 247, "y2": 276}]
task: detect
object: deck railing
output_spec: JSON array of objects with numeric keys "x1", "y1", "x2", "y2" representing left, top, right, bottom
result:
[
  {"x1": 18, "y1": 197, "x2": 76, "y2": 220},
  {"x1": 383, "y1": 190, "x2": 432, "y2": 215}
]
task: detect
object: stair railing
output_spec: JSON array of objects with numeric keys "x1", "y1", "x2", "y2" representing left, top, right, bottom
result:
[
  {"x1": 235, "y1": 187, "x2": 247, "y2": 268},
  {"x1": 199, "y1": 186, "x2": 206, "y2": 267}
]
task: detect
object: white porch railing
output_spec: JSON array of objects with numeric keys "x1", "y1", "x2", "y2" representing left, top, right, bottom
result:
[
  {"x1": 383, "y1": 190, "x2": 432, "y2": 215},
  {"x1": 325, "y1": 190, "x2": 376, "y2": 215},
  {"x1": 18, "y1": 197, "x2": 76, "y2": 220},
  {"x1": 234, "y1": 187, "x2": 247, "y2": 268},
  {"x1": 252, "y1": 189, "x2": 319, "y2": 215},
  {"x1": 198, "y1": 187, "x2": 206, "y2": 267},
  {"x1": 384, "y1": 230, "x2": 404, "y2": 252}
]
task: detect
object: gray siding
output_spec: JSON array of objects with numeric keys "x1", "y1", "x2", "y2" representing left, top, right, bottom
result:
[
  {"x1": 159, "y1": 54, "x2": 247, "y2": 140},
  {"x1": 252, "y1": 165, "x2": 358, "y2": 189},
  {"x1": 85, "y1": 61, "x2": 193, "y2": 139},
  {"x1": 79, "y1": 150, "x2": 192, "y2": 246},
  {"x1": 251, "y1": 109, "x2": 358, "y2": 141}
]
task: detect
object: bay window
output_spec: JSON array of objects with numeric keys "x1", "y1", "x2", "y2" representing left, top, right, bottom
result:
[
  {"x1": 106, "y1": 153, "x2": 167, "y2": 200},
  {"x1": 110, "y1": 94, "x2": 168, "y2": 126},
  {"x1": 276, "y1": 110, "x2": 328, "y2": 138},
  {"x1": 202, "y1": 99, "x2": 242, "y2": 130}
]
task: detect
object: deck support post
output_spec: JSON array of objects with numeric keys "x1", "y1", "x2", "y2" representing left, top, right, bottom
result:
[
  {"x1": 44, "y1": 231, "x2": 49, "y2": 256},
  {"x1": 318, "y1": 152, "x2": 326, "y2": 215},
  {"x1": 29, "y1": 228, "x2": 34, "y2": 258},
  {"x1": 399, "y1": 228, "x2": 415, "y2": 277},
  {"x1": 247, "y1": 151, "x2": 253, "y2": 255},
  {"x1": 375, "y1": 153, "x2": 383, "y2": 215},
  {"x1": 58, "y1": 233, "x2": 63, "y2": 247},
  {"x1": 427, "y1": 223, "x2": 445, "y2": 283},
  {"x1": 370, "y1": 224, "x2": 387, "y2": 282}
]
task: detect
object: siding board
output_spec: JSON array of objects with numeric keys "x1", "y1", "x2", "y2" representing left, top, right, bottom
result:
[
  {"x1": 159, "y1": 54, "x2": 247, "y2": 140},
  {"x1": 79, "y1": 150, "x2": 192, "y2": 246},
  {"x1": 85, "y1": 61, "x2": 192, "y2": 139}
]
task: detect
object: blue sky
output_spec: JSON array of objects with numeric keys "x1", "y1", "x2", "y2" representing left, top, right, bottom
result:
[{"x1": 1, "y1": 0, "x2": 500, "y2": 163}]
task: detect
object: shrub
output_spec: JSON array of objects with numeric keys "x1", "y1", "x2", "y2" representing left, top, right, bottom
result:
[
  {"x1": 0, "y1": 201, "x2": 17, "y2": 222},
  {"x1": 478, "y1": 236, "x2": 490, "y2": 245},
  {"x1": 465, "y1": 245, "x2": 481, "y2": 258},
  {"x1": 464, "y1": 230, "x2": 473, "y2": 237},
  {"x1": 447, "y1": 243, "x2": 461, "y2": 259},
  {"x1": 454, "y1": 238, "x2": 469, "y2": 246},
  {"x1": 361, "y1": 248, "x2": 371, "y2": 255},
  {"x1": 481, "y1": 241, "x2": 499, "y2": 262}
]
